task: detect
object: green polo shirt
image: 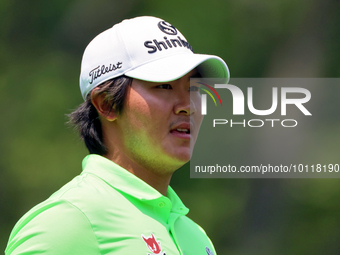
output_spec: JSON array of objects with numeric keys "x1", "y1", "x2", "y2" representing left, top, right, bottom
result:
[{"x1": 6, "y1": 155, "x2": 216, "y2": 255}]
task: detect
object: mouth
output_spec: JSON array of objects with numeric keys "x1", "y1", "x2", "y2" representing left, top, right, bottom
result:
[
  {"x1": 170, "y1": 123, "x2": 191, "y2": 139},
  {"x1": 172, "y1": 128, "x2": 190, "y2": 134}
]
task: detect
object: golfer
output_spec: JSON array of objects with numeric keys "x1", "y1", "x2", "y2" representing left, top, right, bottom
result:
[{"x1": 5, "y1": 16, "x2": 229, "y2": 255}]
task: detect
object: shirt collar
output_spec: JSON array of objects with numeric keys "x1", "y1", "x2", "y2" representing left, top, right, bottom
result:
[{"x1": 81, "y1": 154, "x2": 189, "y2": 215}]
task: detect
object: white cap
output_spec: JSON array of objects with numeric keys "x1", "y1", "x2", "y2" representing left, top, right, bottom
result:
[{"x1": 80, "y1": 16, "x2": 230, "y2": 100}]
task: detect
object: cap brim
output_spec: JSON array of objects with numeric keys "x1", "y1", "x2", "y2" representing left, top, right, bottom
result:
[{"x1": 124, "y1": 53, "x2": 230, "y2": 83}]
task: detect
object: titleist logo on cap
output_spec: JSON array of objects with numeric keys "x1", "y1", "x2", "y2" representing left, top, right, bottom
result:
[{"x1": 89, "y1": 62, "x2": 123, "y2": 84}]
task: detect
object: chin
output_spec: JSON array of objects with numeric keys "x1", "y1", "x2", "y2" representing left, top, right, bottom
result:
[
  {"x1": 162, "y1": 145, "x2": 193, "y2": 168},
  {"x1": 171, "y1": 150, "x2": 192, "y2": 165}
]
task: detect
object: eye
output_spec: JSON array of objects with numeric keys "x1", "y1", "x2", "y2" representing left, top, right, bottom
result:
[
  {"x1": 156, "y1": 84, "x2": 172, "y2": 89},
  {"x1": 189, "y1": 86, "x2": 199, "y2": 92}
]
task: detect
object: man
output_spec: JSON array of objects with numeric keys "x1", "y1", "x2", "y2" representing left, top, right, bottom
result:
[{"x1": 5, "y1": 16, "x2": 229, "y2": 255}]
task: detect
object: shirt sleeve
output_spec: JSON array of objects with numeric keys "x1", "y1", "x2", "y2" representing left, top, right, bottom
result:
[{"x1": 5, "y1": 199, "x2": 101, "y2": 255}]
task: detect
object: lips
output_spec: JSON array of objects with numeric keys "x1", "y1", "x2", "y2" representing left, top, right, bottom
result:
[{"x1": 170, "y1": 122, "x2": 191, "y2": 139}]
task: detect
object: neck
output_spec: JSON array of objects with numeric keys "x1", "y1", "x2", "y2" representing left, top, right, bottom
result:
[{"x1": 104, "y1": 152, "x2": 173, "y2": 196}]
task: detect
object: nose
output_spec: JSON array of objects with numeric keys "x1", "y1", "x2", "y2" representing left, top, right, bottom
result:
[
  {"x1": 173, "y1": 69, "x2": 199, "y2": 116},
  {"x1": 174, "y1": 92, "x2": 197, "y2": 115}
]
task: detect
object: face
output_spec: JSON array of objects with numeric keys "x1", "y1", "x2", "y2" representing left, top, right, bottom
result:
[{"x1": 113, "y1": 69, "x2": 203, "y2": 175}]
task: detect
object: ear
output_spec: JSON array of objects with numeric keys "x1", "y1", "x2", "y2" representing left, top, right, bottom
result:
[{"x1": 91, "y1": 89, "x2": 117, "y2": 121}]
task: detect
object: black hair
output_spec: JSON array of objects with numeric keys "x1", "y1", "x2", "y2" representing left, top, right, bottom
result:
[{"x1": 67, "y1": 76, "x2": 133, "y2": 155}]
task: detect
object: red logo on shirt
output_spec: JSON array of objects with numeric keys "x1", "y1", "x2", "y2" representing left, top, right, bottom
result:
[{"x1": 141, "y1": 233, "x2": 166, "y2": 255}]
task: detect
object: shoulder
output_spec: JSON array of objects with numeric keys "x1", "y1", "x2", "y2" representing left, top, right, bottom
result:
[
  {"x1": 6, "y1": 198, "x2": 101, "y2": 255},
  {"x1": 5, "y1": 173, "x2": 120, "y2": 255}
]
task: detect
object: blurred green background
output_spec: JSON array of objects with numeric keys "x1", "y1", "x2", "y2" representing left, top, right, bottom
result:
[{"x1": 1, "y1": 0, "x2": 340, "y2": 254}]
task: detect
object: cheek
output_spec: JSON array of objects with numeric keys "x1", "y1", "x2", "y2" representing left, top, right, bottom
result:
[
  {"x1": 124, "y1": 90, "x2": 151, "y2": 122},
  {"x1": 191, "y1": 94, "x2": 203, "y2": 117},
  {"x1": 124, "y1": 89, "x2": 171, "y2": 130},
  {"x1": 191, "y1": 96, "x2": 204, "y2": 137},
  {"x1": 191, "y1": 92, "x2": 202, "y2": 111}
]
